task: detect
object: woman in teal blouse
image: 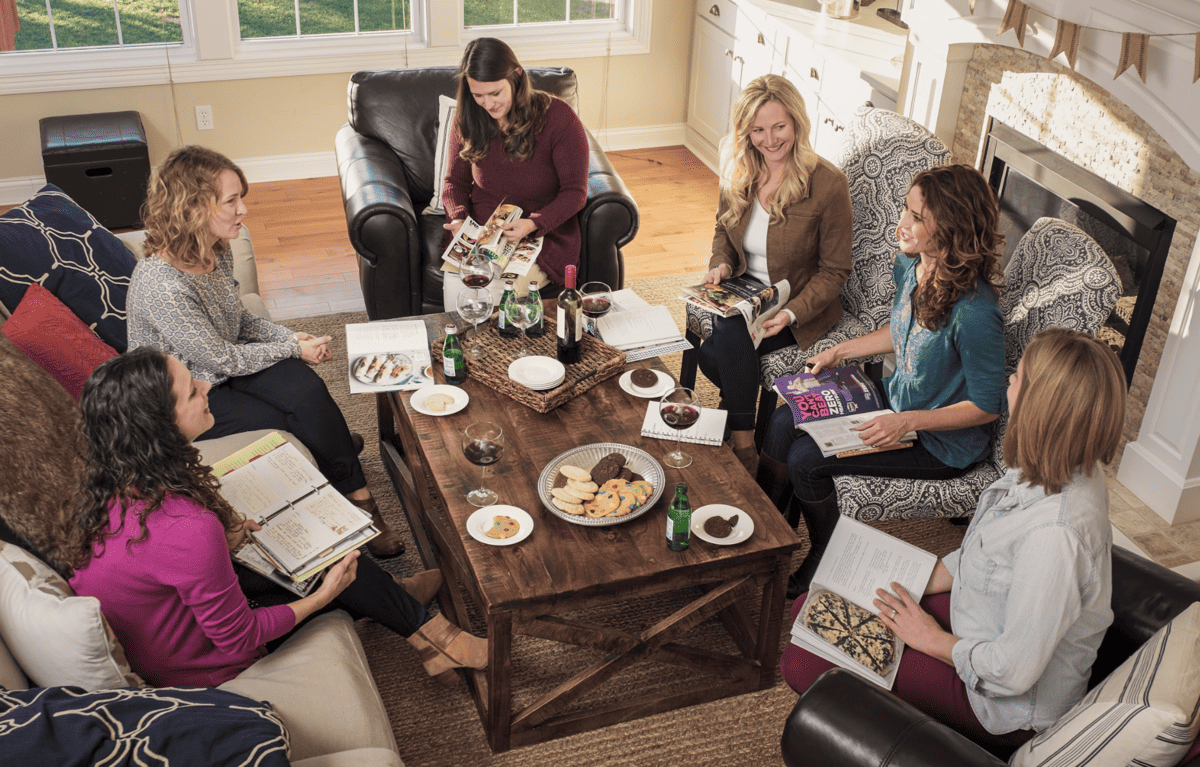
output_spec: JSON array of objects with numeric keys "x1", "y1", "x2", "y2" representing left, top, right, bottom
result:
[{"x1": 760, "y1": 164, "x2": 1007, "y2": 597}]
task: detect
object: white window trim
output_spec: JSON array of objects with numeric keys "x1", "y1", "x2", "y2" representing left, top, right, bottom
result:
[{"x1": 0, "y1": 0, "x2": 651, "y2": 95}]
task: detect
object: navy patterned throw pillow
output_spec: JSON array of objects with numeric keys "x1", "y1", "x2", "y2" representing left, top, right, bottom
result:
[
  {"x1": 0, "y1": 185, "x2": 136, "y2": 351},
  {"x1": 0, "y1": 686, "x2": 290, "y2": 767}
]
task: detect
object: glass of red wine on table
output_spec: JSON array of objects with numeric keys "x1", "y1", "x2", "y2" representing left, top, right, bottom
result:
[
  {"x1": 463, "y1": 422, "x2": 504, "y2": 507},
  {"x1": 659, "y1": 387, "x2": 699, "y2": 469},
  {"x1": 580, "y1": 281, "x2": 612, "y2": 336}
]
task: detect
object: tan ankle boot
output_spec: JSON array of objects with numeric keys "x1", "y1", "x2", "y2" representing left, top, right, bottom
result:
[
  {"x1": 393, "y1": 568, "x2": 443, "y2": 606},
  {"x1": 349, "y1": 495, "x2": 405, "y2": 559},
  {"x1": 407, "y1": 614, "x2": 488, "y2": 685}
]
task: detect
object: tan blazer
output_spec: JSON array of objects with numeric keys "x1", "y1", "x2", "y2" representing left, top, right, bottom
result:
[{"x1": 708, "y1": 157, "x2": 853, "y2": 350}]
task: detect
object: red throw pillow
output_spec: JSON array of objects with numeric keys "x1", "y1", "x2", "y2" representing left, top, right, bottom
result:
[{"x1": 1, "y1": 283, "x2": 118, "y2": 401}]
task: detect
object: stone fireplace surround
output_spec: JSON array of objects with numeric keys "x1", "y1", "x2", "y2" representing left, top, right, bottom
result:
[{"x1": 897, "y1": 0, "x2": 1200, "y2": 534}]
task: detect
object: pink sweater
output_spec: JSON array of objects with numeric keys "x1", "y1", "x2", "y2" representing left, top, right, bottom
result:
[
  {"x1": 70, "y1": 493, "x2": 295, "y2": 687},
  {"x1": 443, "y1": 96, "x2": 589, "y2": 284}
]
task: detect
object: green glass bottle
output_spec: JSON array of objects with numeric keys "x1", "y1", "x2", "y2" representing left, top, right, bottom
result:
[
  {"x1": 526, "y1": 280, "x2": 545, "y2": 338},
  {"x1": 442, "y1": 323, "x2": 467, "y2": 385},
  {"x1": 665, "y1": 483, "x2": 691, "y2": 552},
  {"x1": 497, "y1": 279, "x2": 519, "y2": 339}
]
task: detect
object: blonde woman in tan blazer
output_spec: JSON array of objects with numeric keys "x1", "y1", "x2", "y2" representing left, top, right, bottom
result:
[{"x1": 698, "y1": 75, "x2": 853, "y2": 473}]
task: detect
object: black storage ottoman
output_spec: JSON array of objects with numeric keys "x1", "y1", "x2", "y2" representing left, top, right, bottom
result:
[{"x1": 39, "y1": 111, "x2": 151, "y2": 230}]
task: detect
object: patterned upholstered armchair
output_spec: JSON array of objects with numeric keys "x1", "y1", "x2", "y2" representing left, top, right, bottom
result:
[
  {"x1": 832, "y1": 217, "x2": 1122, "y2": 521},
  {"x1": 679, "y1": 107, "x2": 950, "y2": 441}
]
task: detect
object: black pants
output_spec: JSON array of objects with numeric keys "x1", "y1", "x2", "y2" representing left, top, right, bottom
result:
[
  {"x1": 201, "y1": 358, "x2": 367, "y2": 495},
  {"x1": 697, "y1": 314, "x2": 796, "y2": 432},
  {"x1": 236, "y1": 555, "x2": 429, "y2": 651}
]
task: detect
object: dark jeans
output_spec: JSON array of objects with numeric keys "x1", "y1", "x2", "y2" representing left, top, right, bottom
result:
[
  {"x1": 237, "y1": 555, "x2": 429, "y2": 650},
  {"x1": 697, "y1": 314, "x2": 795, "y2": 432},
  {"x1": 761, "y1": 402, "x2": 970, "y2": 502},
  {"x1": 202, "y1": 358, "x2": 367, "y2": 495},
  {"x1": 782, "y1": 592, "x2": 1035, "y2": 753}
]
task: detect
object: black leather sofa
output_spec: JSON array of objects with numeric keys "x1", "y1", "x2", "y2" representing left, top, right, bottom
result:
[
  {"x1": 780, "y1": 546, "x2": 1200, "y2": 767},
  {"x1": 334, "y1": 66, "x2": 639, "y2": 321}
]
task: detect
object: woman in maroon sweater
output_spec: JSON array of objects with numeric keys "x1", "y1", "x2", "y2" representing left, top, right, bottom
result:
[{"x1": 442, "y1": 37, "x2": 589, "y2": 292}]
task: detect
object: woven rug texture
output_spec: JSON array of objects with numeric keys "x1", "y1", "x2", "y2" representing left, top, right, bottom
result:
[{"x1": 291, "y1": 271, "x2": 967, "y2": 767}]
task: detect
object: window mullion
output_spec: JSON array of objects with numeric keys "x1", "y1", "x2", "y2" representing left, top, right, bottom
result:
[
  {"x1": 354, "y1": 0, "x2": 361, "y2": 33},
  {"x1": 294, "y1": 0, "x2": 302, "y2": 36},
  {"x1": 113, "y1": 0, "x2": 124, "y2": 46},
  {"x1": 43, "y1": 0, "x2": 58, "y2": 50}
]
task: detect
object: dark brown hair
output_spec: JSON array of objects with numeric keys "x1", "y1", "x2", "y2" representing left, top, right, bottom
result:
[
  {"x1": 455, "y1": 37, "x2": 550, "y2": 163},
  {"x1": 902, "y1": 164, "x2": 1004, "y2": 330}
]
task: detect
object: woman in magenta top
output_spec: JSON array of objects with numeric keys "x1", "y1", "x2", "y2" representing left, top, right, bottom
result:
[
  {"x1": 442, "y1": 37, "x2": 588, "y2": 291},
  {"x1": 68, "y1": 348, "x2": 487, "y2": 687}
]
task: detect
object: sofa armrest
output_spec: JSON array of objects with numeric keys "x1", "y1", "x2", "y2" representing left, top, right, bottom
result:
[
  {"x1": 782, "y1": 669, "x2": 1005, "y2": 767},
  {"x1": 579, "y1": 132, "x2": 638, "y2": 291}
]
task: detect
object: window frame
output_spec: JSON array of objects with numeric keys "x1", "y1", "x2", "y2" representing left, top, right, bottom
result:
[{"x1": 0, "y1": 0, "x2": 651, "y2": 95}]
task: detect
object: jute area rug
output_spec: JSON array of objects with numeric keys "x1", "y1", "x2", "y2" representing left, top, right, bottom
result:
[{"x1": 293, "y1": 271, "x2": 966, "y2": 767}]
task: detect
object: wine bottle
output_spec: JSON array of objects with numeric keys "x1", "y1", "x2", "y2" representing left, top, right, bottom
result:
[
  {"x1": 442, "y1": 324, "x2": 467, "y2": 385},
  {"x1": 497, "y1": 280, "x2": 519, "y2": 338},
  {"x1": 557, "y1": 265, "x2": 582, "y2": 364},
  {"x1": 666, "y1": 483, "x2": 691, "y2": 552},
  {"x1": 526, "y1": 280, "x2": 545, "y2": 338}
]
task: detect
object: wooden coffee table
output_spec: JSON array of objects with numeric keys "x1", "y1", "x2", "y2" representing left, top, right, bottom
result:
[{"x1": 375, "y1": 310, "x2": 801, "y2": 752}]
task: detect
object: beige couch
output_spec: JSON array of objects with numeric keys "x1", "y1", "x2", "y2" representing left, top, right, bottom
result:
[{"x1": 0, "y1": 220, "x2": 402, "y2": 767}]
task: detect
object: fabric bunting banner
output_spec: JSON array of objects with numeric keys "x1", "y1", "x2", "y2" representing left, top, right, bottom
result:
[
  {"x1": 1115, "y1": 32, "x2": 1149, "y2": 82},
  {"x1": 997, "y1": 0, "x2": 1030, "y2": 48},
  {"x1": 1051, "y1": 19, "x2": 1082, "y2": 71}
]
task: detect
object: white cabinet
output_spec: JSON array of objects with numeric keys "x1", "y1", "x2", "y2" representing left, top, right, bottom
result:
[{"x1": 687, "y1": 14, "x2": 737, "y2": 150}]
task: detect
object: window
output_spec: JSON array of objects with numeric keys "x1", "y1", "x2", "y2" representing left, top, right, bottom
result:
[
  {"x1": 236, "y1": 0, "x2": 411, "y2": 40},
  {"x1": 11, "y1": 0, "x2": 183, "y2": 51},
  {"x1": 465, "y1": 0, "x2": 614, "y2": 27}
]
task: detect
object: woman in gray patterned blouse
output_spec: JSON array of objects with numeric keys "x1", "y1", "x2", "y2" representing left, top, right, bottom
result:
[{"x1": 125, "y1": 145, "x2": 404, "y2": 558}]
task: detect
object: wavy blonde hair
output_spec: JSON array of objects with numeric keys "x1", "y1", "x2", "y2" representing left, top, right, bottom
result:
[
  {"x1": 141, "y1": 146, "x2": 248, "y2": 271},
  {"x1": 717, "y1": 74, "x2": 818, "y2": 230},
  {"x1": 1004, "y1": 328, "x2": 1126, "y2": 495}
]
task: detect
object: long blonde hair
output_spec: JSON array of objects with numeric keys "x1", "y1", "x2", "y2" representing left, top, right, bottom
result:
[
  {"x1": 717, "y1": 75, "x2": 819, "y2": 230},
  {"x1": 141, "y1": 146, "x2": 248, "y2": 271}
]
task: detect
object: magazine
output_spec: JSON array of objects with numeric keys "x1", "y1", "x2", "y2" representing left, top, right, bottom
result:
[
  {"x1": 440, "y1": 202, "x2": 543, "y2": 276},
  {"x1": 346, "y1": 319, "x2": 435, "y2": 395},
  {"x1": 678, "y1": 275, "x2": 790, "y2": 349},
  {"x1": 789, "y1": 515, "x2": 937, "y2": 690},
  {"x1": 773, "y1": 366, "x2": 916, "y2": 458},
  {"x1": 214, "y1": 433, "x2": 379, "y2": 595}
]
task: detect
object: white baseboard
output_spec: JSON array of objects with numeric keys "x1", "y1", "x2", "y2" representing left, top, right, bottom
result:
[
  {"x1": 232, "y1": 151, "x2": 340, "y2": 184},
  {"x1": 594, "y1": 123, "x2": 688, "y2": 152},
  {"x1": 0, "y1": 177, "x2": 48, "y2": 205}
]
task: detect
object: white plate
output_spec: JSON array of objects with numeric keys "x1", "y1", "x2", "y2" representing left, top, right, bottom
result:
[
  {"x1": 466, "y1": 505, "x2": 534, "y2": 546},
  {"x1": 410, "y1": 385, "x2": 470, "y2": 417},
  {"x1": 351, "y1": 352, "x2": 415, "y2": 387},
  {"x1": 537, "y1": 443, "x2": 666, "y2": 527},
  {"x1": 691, "y1": 504, "x2": 754, "y2": 545},
  {"x1": 508, "y1": 356, "x2": 566, "y2": 388},
  {"x1": 619, "y1": 369, "x2": 674, "y2": 399}
]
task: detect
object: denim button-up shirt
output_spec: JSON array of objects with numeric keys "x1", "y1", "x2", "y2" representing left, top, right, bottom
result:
[{"x1": 943, "y1": 468, "x2": 1113, "y2": 734}]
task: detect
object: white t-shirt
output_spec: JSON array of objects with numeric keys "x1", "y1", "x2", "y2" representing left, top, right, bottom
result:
[{"x1": 740, "y1": 199, "x2": 795, "y2": 326}]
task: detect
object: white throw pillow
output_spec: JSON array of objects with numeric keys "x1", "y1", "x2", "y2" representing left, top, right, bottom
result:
[
  {"x1": 0, "y1": 540, "x2": 143, "y2": 690},
  {"x1": 1010, "y1": 601, "x2": 1200, "y2": 767},
  {"x1": 425, "y1": 94, "x2": 458, "y2": 216}
]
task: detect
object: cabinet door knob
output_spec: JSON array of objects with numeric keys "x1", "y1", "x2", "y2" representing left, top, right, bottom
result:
[
  {"x1": 823, "y1": 117, "x2": 834, "y2": 125},
  {"x1": 724, "y1": 48, "x2": 733, "y2": 57},
  {"x1": 810, "y1": 67, "x2": 819, "y2": 80},
  {"x1": 757, "y1": 32, "x2": 765, "y2": 44},
  {"x1": 709, "y1": 4, "x2": 720, "y2": 16},
  {"x1": 734, "y1": 55, "x2": 745, "y2": 64}
]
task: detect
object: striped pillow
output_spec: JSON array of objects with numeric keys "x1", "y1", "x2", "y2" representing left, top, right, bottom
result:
[
  {"x1": 1011, "y1": 602, "x2": 1200, "y2": 767},
  {"x1": 426, "y1": 94, "x2": 458, "y2": 216}
]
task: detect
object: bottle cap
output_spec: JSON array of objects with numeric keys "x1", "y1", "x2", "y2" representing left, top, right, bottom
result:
[
  {"x1": 504, "y1": 279, "x2": 515, "y2": 288},
  {"x1": 565, "y1": 265, "x2": 577, "y2": 289},
  {"x1": 445, "y1": 323, "x2": 458, "y2": 334}
]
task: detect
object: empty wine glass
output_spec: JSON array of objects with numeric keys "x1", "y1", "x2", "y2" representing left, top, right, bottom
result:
[
  {"x1": 659, "y1": 387, "x2": 699, "y2": 469},
  {"x1": 460, "y1": 246, "x2": 497, "y2": 291},
  {"x1": 456, "y1": 288, "x2": 494, "y2": 362},
  {"x1": 580, "y1": 281, "x2": 612, "y2": 335},
  {"x1": 462, "y1": 422, "x2": 504, "y2": 507},
  {"x1": 507, "y1": 293, "x2": 543, "y2": 359}
]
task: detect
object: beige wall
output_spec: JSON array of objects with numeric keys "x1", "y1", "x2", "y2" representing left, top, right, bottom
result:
[{"x1": 0, "y1": 0, "x2": 692, "y2": 180}]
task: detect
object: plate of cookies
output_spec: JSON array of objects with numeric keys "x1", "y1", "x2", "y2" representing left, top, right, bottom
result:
[
  {"x1": 537, "y1": 443, "x2": 666, "y2": 526},
  {"x1": 467, "y1": 505, "x2": 534, "y2": 546},
  {"x1": 411, "y1": 385, "x2": 469, "y2": 417}
]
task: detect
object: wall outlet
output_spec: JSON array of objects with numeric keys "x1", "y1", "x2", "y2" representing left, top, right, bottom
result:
[{"x1": 195, "y1": 105, "x2": 214, "y2": 131}]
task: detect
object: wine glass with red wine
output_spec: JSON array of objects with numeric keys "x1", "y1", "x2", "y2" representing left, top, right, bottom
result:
[
  {"x1": 462, "y1": 422, "x2": 504, "y2": 507},
  {"x1": 580, "y1": 281, "x2": 612, "y2": 336},
  {"x1": 460, "y1": 246, "x2": 497, "y2": 291},
  {"x1": 659, "y1": 387, "x2": 699, "y2": 469}
]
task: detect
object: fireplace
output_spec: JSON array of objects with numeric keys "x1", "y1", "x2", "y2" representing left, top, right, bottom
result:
[{"x1": 980, "y1": 120, "x2": 1176, "y2": 386}]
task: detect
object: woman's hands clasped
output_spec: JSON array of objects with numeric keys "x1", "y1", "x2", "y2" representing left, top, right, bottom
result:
[{"x1": 296, "y1": 333, "x2": 332, "y2": 365}]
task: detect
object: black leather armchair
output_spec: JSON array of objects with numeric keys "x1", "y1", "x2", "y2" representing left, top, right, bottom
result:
[
  {"x1": 335, "y1": 66, "x2": 639, "y2": 320},
  {"x1": 780, "y1": 546, "x2": 1200, "y2": 767}
]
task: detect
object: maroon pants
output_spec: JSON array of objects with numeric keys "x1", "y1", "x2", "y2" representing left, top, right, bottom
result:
[{"x1": 781, "y1": 591, "x2": 1035, "y2": 753}]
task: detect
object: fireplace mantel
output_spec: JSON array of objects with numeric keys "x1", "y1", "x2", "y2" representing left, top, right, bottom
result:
[{"x1": 897, "y1": 0, "x2": 1200, "y2": 529}]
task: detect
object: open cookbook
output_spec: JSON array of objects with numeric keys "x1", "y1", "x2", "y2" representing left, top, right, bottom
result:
[
  {"x1": 213, "y1": 432, "x2": 379, "y2": 596},
  {"x1": 440, "y1": 202, "x2": 544, "y2": 277},
  {"x1": 790, "y1": 515, "x2": 937, "y2": 689},
  {"x1": 589, "y1": 288, "x2": 691, "y2": 362},
  {"x1": 774, "y1": 366, "x2": 916, "y2": 458},
  {"x1": 679, "y1": 275, "x2": 790, "y2": 348},
  {"x1": 346, "y1": 319, "x2": 435, "y2": 394}
]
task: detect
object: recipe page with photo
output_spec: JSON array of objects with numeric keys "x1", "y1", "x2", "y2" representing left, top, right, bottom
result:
[{"x1": 346, "y1": 320, "x2": 434, "y2": 394}]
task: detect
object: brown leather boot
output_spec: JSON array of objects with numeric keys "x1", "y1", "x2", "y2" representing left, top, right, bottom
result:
[
  {"x1": 348, "y1": 494, "x2": 405, "y2": 559},
  {"x1": 407, "y1": 614, "x2": 488, "y2": 685},
  {"x1": 392, "y1": 568, "x2": 443, "y2": 606}
]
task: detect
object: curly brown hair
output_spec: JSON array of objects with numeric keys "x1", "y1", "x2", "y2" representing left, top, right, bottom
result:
[
  {"x1": 455, "y1": 37, "x2": 550, "y2": 164},
  {"x1": 141, "y1": 145, "x2": 248, "y2": 271},
  {"x1": 69, "y1": 348, "x2": 241, "y2": 571},
  {"x1": 903, "y1": 165, "x2": 1004, "y2": 330}
]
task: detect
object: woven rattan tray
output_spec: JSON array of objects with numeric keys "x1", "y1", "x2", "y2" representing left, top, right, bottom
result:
[{"x1": 432, "y1": 315, "x2": 626, "y2": 413}]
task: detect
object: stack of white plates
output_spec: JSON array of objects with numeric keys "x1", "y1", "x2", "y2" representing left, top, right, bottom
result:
[{"x1": 508, "y1": 356, "x2": 566, "y2": 390}]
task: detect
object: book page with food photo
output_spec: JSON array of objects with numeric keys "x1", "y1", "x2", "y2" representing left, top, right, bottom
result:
[
  {"x1": 679, "y1": 274, "x2": 790, "y2": 348},
  {"x1": 774, "y1": 366, "x2": 916, "y2": 458},
  {"x1": 441, "y1": 202, "x2": 544, "y2": 277},
  {"x1": 346, "y1": 319, "x2": 435, "y2": 394}
]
